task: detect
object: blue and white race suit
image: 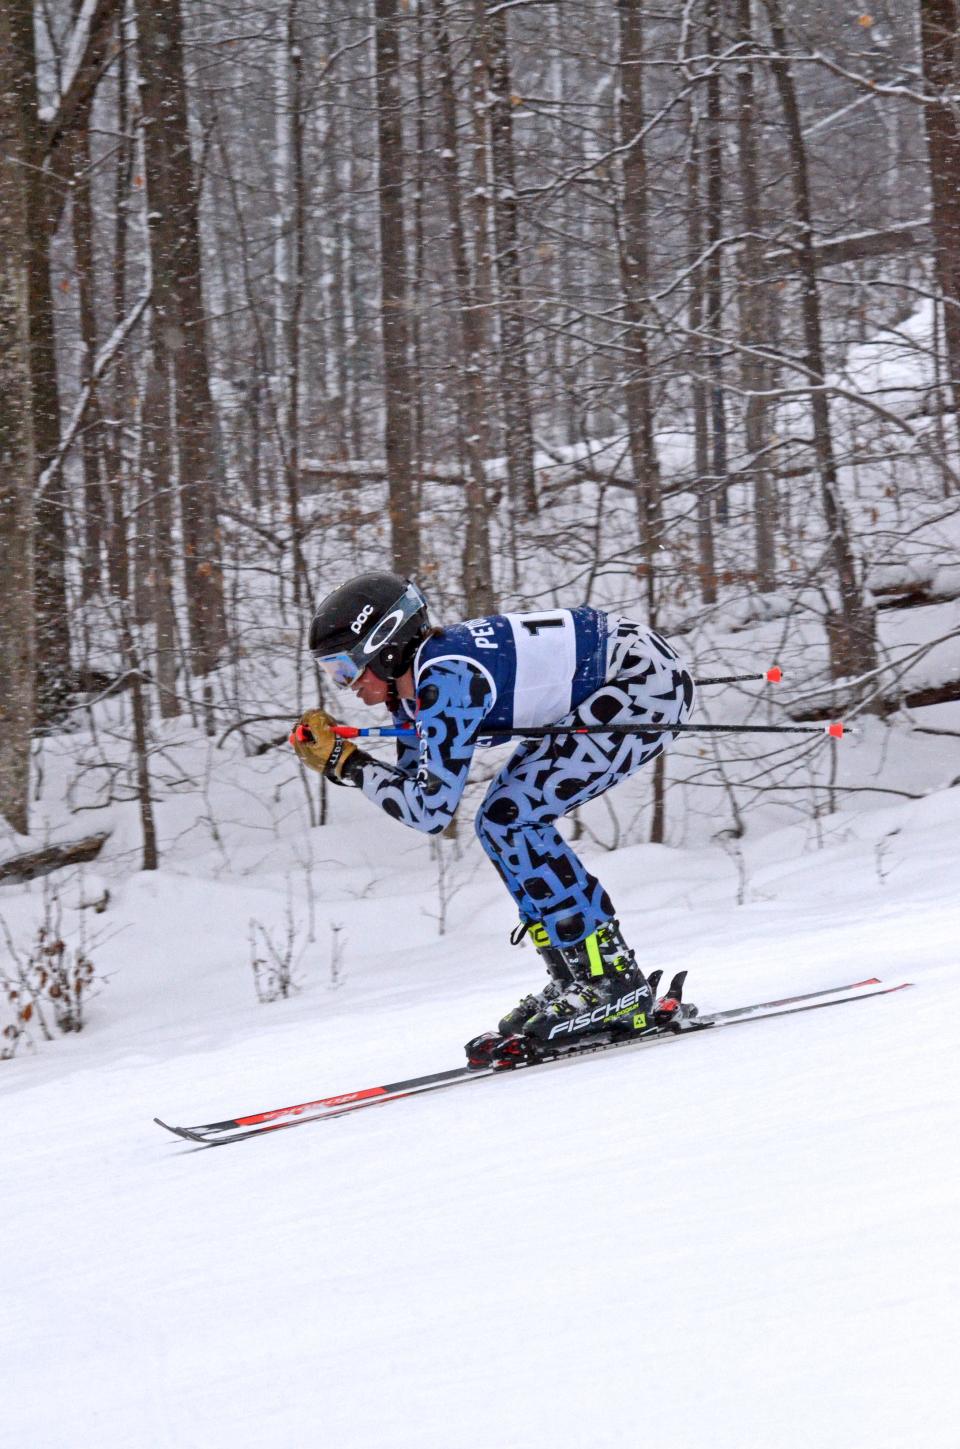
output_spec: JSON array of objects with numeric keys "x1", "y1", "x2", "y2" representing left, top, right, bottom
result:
[{"x1": 352, "y1": 608, "x2": 695, "y2": 949}]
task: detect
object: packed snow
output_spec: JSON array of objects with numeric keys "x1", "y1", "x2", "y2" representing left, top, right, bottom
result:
[{"x1": 2, "y1": 695, "x2": 959, "y2": 1447}]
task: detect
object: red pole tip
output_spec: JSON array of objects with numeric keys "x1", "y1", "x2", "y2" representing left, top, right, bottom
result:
[
  {"x1": 334, "y1": 726, "x2": 359, "y2": 737},
  {"x1": 766, "y1": 666, "x2": 782, "y2": 683},
  {"x1": 827, "y1": 722, "x2": 844, "y2": 738}
]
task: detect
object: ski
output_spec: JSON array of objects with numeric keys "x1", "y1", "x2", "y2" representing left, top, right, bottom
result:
[{"x1": 155, "y1": 975, "x2": 911, "y2": 1147}]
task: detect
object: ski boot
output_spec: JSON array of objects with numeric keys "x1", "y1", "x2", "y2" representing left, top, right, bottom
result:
[
  {"x1": 496, "y1": 921, "x2": 575, "y2": 1035},
  {"x1": 464, "y1": 922, "x2": 574, "y2": 1071},
  {"x1": 522, "y1": 918, "x2": 654, "y2": 1048}
]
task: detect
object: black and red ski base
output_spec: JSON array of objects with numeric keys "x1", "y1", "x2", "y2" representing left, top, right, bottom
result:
[{"x1": 155, "y1": 975, "x2": 911, "y2": 1148}]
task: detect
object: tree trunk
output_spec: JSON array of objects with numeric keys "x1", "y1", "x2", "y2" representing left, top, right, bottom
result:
[
  {"x1": 325, "y1": 102, "x2": 350, "y2": 462},
  {"x1": 704, "y1": 1, "x2": 728, "y2": 528},
  {"x1": 111, "y1": 18, "x2": 136, "y2": 610},
  {"x1": 617, "y1": 0, "x2": 665, "y2": 841},
  {"x1": 374, "y1": 0, "x2": 419, "y2": 576},
  {"x1": 74, "y1": 125, "x2": 106, "y2": 602},
  {"x1": 764, "y1": 0, "x2": 876, "y2": 682},
  {"x1": 485, "y1": 3, "x2": 538, "y2": 516},
  {"x1": 280, "y1": 0, "x2": 309, "y2": 605},
  {"x1": 410, "y1": 5, "x2": 427, "y2": 510},
  {"x1": 431, "y1": 0, "x2": 494, "y2": 616},
  {"x1": 921, "y1": 0, "x2": 960, "y2": 455},
  {"x1": 140, "y1": 355, "x2": 180, "y2": 719},
  {"x1": 31, "y1": 0, "x2": 123, "y2": 720},
  {"x1": 0, "y1": 0, "x2": 36, "y2": 834},
  {"x1": 686, "y1": 107, "x2": 717, "y2": 605},
  {"x1": 41, "y1": 0, "x2": 123, "y2": 236},
  {"x1": 469, "y1": 0, "x2": 494, "y2": 458},
  {"x1": 120, "y1": 614, "x2": 158, "y2": 870},
  {"x1": 14, "y1": 0, "x2": 70, "y2": 723},
  {"x1": 616, "y1": 0, "x2": 661, "y2": 625},
  {"x1": 735, "y1": 0, "x2": 776, "y2": 588},
  {"x1": 136, "y1": 0, "x2": 227, "y2": 681}
]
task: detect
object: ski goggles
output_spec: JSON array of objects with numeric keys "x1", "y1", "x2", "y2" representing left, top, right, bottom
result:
[
  {"x1": 311, "y1": 580, "x2": 426, "y2": 688},
  {"x1": 313, "y1": 648, "x2": 368, "y2": 688}
]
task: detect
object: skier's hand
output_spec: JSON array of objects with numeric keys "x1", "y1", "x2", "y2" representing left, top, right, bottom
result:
[{"x1": 289, "y1": 709, "x2": 362, "y2": 785}]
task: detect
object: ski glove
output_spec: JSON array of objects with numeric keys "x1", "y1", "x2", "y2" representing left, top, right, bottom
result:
[{"x1": 289, "y1": 709, "x2": 367, "y2": 786}]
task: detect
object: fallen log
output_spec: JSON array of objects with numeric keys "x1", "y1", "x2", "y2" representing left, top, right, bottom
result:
[{"x1": 0, "y1": 831, "x2": 110, "y2": 884}]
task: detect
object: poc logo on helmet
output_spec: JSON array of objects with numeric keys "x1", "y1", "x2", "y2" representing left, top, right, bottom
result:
[{"x1": 350, "y1": 604, "x2": 375, "y2": 635}]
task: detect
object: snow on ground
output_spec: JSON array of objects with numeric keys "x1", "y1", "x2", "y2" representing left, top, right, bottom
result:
[{"x1": 2, "y1": 758, "x2": 959, "y2": 1448}]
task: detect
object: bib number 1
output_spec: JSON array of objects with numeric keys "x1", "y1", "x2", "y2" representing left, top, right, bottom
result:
[{"x1": 521, "y1": 615, "x2": 566, "y2": 638}]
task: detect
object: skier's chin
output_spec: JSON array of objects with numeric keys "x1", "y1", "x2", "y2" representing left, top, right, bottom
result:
[{"x1": 353, "y1": 672, "x2": 388, "y2": 707}]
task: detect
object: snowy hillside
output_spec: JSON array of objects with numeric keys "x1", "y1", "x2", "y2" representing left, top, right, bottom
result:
[
  {"x1": 4, "y1": 295, "x2": 960, "y2": 1445},
  {"x1": 2, "y1": 748, "x2": 959, "y2": 1446},
  {"x1": 4, "y1": 472, "x2": 960, "y2": 1447}
]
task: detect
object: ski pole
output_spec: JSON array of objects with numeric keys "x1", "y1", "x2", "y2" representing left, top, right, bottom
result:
[
  {"x1": 332, "y1": 720, "x2": 850, "y2": 740},
  {"x1": 694, "y1": 666, "x2": 782, "y2": 685}
]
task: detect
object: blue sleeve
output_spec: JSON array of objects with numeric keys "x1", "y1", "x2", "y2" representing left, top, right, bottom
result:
[
  {"x1": 390, "y1": 705, "x2": 419, "y2": 776},
  {"x1": 354, "y1": 659, "x2": 493, "y2": 834}
]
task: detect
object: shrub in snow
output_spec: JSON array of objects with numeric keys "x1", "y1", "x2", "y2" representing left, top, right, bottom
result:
[
  {"x1": 248, "y1": 904, "x2": 304, "y2": 1003},
  {"x1": 0, "y1": 885, "x2": 104, "y2": 1057}
]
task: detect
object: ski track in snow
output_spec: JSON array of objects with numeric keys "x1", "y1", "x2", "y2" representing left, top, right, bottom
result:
[{"x1": 2, "y1": 790, "x2": 960, "y2": 1448}]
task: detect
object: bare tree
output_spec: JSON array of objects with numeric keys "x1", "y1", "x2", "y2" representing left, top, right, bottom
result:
[
  {"x1": 21, "y1": 0, "x2": 68, "y2": 724},
  {"x1": 74, "y1": 121, "x2": 107, "y2": 602},
  {"x1": 921, "y1": 0, "x2": 960, "y2": 454},
  {"x1": 374, "y1": 0, "x2": 420, "y2": 576},
  {"x1": 430, "y1": 0, "x2": 493, "y2": 615},
  {"x1": 486, "y1": 2, "x2": 538, "y2": 517},
  {"x1": 139, "y1": 356, "x2": 180, "y2": 719},
  {"x1": 0, "y1": 0, "x2": 36, "y2": 834},
  {"x1": 468, "y1": 0, "x2": 494, "y2": 458},
  {"x1": 272, "y1": 0, "x2": 310, "y2": 606},
  {"x1": 685, "y1": 102, "x2": 717, "y2": 606},
  {"x1": 616, "y1": 0, "x2": 661, "y2": 622},
  {"x1": 111, "y1": 21, "x2": 142, "y2": 618},
  {"x1": 32, "y1": 0, "x2": 122, "y2": 721},
  {"x1": 704, "y1": 0, "x2": 728, "y2": 528},
  {"x1": 735, "y1": 0, "x2": 776, "y2": 589},
  {"x1": 136, "y1": 0, "x2": 228, "y2": 687},
  {"x1": 763, "y1": 0, "x2": 877, "y2": 684}
]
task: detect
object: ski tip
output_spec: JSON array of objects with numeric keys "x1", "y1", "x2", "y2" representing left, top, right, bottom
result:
[{"x1": 155, "y1": 1118, "x2": 216, "y2": 1146}]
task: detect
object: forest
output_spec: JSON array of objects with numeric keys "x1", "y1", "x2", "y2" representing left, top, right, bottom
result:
[{"x1": 2, "y1": 0, "x2": 959, "y2": 858}]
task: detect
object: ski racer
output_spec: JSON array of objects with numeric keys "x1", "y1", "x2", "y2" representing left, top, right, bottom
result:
[{"x1": 290, "y1": 572, "x2": 696, "y2": 1062}]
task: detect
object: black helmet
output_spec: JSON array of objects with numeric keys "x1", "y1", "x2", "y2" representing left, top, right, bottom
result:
[{"x1": 309, "y1": 572, "x2": 429, "y2": 687}]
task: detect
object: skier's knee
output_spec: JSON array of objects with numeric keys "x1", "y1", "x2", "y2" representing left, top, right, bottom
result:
[{"x1": 477, "y1": 793, "x2": 520, "y2": 830}]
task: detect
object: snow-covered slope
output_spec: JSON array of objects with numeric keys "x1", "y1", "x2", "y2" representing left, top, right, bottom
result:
[{"x1": 2, "y1": 779, "x2": 958, "y2": 1448}]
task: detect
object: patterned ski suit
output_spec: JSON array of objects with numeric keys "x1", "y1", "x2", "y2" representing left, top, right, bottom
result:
[{"x1": 353, "y1": 608, "x2": 695, "y2": 949}]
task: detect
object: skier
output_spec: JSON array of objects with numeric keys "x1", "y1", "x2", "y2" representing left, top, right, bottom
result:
[{"x1": 290, "y1": 571, "x2": 696, "y2": 1063}]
